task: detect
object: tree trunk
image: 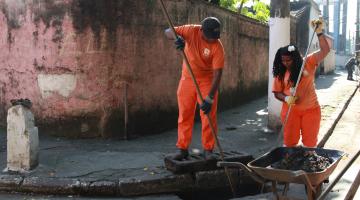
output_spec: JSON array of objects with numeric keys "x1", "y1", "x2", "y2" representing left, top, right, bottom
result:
[
  {"x1": 238, "y1": 2, "x2": 244, "y2": 13},
  {"x1": 210, "y1": 0, "x2": 220, "y2": 6}
]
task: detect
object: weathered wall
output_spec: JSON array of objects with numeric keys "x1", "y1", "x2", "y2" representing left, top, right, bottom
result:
[{"x1": 0, "y1": 0, "x2": 269, "y2": 138}]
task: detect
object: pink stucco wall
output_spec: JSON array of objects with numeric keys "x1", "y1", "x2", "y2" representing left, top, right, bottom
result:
[{"x1": 0, "y1": 0, "x2": 268, "y2": 138}]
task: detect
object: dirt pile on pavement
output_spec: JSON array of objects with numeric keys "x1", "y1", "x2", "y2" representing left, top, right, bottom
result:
[{"x1": 272, "y1": 148, "x2": 332, "y2": 172}]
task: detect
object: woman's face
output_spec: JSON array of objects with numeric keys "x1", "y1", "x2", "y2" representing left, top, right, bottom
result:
[{"x1": 281, "y1": 55, "x2": 293, "y2": 69}]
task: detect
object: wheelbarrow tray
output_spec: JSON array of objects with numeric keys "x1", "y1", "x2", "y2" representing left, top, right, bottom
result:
[{"x1": 247, "y1": 147, "x2": 344, "y2": 186}]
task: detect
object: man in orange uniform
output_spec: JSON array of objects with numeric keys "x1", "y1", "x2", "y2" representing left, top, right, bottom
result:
[
  {"x1": 272, "y1": 18, "x2": 330, "y2": 147},
  {"x1": 165, "y1": 17, "x2": 225, "y2": 160}
]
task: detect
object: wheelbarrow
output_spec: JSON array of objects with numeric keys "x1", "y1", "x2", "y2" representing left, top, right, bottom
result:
[{"x1": 218, "y1": 147, "x2": 344, "y2": 200}]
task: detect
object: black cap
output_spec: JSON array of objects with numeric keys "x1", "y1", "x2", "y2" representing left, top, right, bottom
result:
[{"x1": 201, "y1": 17, "x2": 221, "y2": 39}]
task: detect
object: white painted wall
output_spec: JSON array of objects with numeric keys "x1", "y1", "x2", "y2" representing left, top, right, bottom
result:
[
  {"x1": 37, "y1": 74, "x2": 77, "y2": 98},
  {"x1": 324, "y1": 49, "x2": 336, "y2": 73},
  {"x1": 336, "y1": 54, "x2": 351, "y2": 68},
  {"x1": 268, "y1": 17, "x2": 290, "y2": 131}
]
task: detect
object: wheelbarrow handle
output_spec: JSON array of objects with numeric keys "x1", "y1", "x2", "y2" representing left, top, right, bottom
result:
[
  {"x1": 217, "y1": 161, "x2": 250, "y2": 170},
  {"x1": 217, "y1": 161, "x2": 266, "y2": 184}
]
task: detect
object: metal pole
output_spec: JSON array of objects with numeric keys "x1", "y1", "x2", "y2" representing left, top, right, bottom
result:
[
  {"x1": 323, "y1": 0, "x2": 329, "y2": 34},
  {"x1": 343, "y1": 0, "x2": 348, "y2": 53},
  {"x1": 317, "y1": 149, "x2": 360, "y2": 200},
  {"x1": 344, "y1": 167, "x2": 360, "y2": 200},
  {"x1": 357, "y1": 0, "x2": 360, "y2": 52},
  {"x1": 158, "y1": 0, "x2": 236, "y2": 196},
  {"x1": 124, "y1": 82, "x2": 128, "y2": 140}
]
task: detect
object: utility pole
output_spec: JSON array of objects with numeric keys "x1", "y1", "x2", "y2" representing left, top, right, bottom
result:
[
  {"x1": 268, "y1": 0, "x2": 290, "y2": 131},
  {"x1": 342, "y1": 0, "x2": 347, "y2": 54},
  {"x1": 334, "y1": 0, "x2": 340, "y2": 52},
  {"x1": 357, "y1": 0, "x2": 360, "y2": 53},
  {"x1": 323, "y1": 0, "x2": 330, "y2": 34}
]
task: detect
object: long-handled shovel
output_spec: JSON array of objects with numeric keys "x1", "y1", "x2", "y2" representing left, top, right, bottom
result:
[{"x1": 158, "y1": 0, "x2": 236, "y2": 196}]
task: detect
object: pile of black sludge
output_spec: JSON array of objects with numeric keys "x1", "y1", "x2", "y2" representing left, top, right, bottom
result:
[{"x1": 271, "y1": 148, "x2": 333, "y2": 172}]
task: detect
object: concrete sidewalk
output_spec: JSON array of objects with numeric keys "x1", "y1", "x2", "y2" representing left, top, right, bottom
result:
[{"x1": 0, "y1": 69, "x2": 358, "y2": 198}]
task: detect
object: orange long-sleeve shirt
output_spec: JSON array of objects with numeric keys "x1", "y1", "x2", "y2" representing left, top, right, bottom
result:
[
  {"x1": 272, "y1": 53, "x2": 320, "y2": 110},
  {"x1": 175, "y1": 25, "x2": 225, "y2": 80}
]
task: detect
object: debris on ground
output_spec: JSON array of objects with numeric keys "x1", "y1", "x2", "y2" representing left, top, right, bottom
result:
[{"x1": 271, "y1": 148, "x2": 333, "y2": 172}]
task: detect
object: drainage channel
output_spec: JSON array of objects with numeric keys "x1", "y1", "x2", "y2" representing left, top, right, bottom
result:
[{"x1": 164, "y1": 151, "x2": 262, "y2": 200}]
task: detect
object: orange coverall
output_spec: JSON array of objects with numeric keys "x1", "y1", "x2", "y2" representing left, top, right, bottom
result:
[
  {"x1": 175, "y1": 25, "x2": 225, "y2": 151},
  {"x1": 272, "y1": 53, "x2": 321, "y2": 147}
]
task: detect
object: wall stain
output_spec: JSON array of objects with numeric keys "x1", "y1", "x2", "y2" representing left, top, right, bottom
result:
[
  {"x1": 0, "y1": 82, "x2": 6, "y2": 126},
  {"x1": 1, "y1": 0, "x2": 66, "y2": 48},
  {"x1": 31, "y1": 0, "x2": 67, "y2": 49},
  {"x1": 70, "y1": 0, "x2": 125, "y2": 50},
  {"x1": 0, "y1": 0, "x2": 26, "y2": 30},
  {"x1": 1, "y1": 0, "x2": 26, "y2": 47},
  {"x1": 33, "y1": 58, "x2": 45, "y2": 71},
  {"x1": 32, "y1": 30, "x2": 39, "y2": 44},
  {"x1": 31, "y1": 0, "x2": 66, "y2": 28}
]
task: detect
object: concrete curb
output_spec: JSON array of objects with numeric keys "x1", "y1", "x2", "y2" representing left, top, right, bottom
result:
[{"x1": 0, "y1": 168, "x2": 258, "y2": 197}]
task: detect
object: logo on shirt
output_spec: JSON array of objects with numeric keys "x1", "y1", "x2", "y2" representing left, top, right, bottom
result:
[{"x1": 203, "y1": 48, "x2": 211, "y2": 57}]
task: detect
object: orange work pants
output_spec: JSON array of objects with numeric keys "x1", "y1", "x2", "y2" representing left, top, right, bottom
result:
[
  {"x1": 176, "y1": 76, "x2": 218, "y2": 151},
  {"x1": 281, "y1": 105, "x2": 321, "y2": 147}
]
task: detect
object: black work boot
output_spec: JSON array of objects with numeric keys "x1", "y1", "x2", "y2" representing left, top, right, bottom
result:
[
  {"x1": 203, "y1": 150, "x2": 217, "y2": 160},
  {"x1": 172, "y1": 149, "x2": 189, "y2": 161}
]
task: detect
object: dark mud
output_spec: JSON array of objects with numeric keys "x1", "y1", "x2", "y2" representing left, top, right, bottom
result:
[{"x1": 272, "y1": 148, "x2": 332, "y2": 172}]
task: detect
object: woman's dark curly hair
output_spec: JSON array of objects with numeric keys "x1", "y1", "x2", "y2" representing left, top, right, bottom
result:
[{"x1": 272, "y1": 45, "x2": 303, "y2": 87}]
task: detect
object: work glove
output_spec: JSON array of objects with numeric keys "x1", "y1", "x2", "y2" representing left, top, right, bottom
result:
[
  {"x1": 284, "y1": 95, "x2": 298, "y2": 106},
  {"x1": 174, "y1": 36, "x2": 185, "y2": 51},
  {"x1": 311, "y1": 17, "x2": 324, "y2": 34},
  {"x1": 200, "y1": 96, "x2": 214, "y2": 114}
]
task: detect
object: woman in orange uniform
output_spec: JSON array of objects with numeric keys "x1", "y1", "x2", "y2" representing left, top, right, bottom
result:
[
  {"x1": 272, "y1": 18, "x2": 330, "y2": 147},
  {"x1": 164, "y1": 17, "x2": 225, "y2": 160}
]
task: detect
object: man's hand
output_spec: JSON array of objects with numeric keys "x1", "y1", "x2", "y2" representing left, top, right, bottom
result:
[
  {"x1": 200, "y1": 96, "x2": 213, "y2": 114},
  {"x1": 285, "y1": 96, "x2": 298, "y2": 106},
  {"x1": 174, "y1": 36, "x2": 185, "y2": 51},
  {"x1": 311, "y1": 18, "x2": 324, "y2": 34}
]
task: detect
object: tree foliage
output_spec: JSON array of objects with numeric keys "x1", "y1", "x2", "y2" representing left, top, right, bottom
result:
[
  {"x1": 240, "y1": 1, "x2": 270, "y2": 23},
  {"x1": 211, "y1": 0, "x2": 270, "y2": 23}
]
